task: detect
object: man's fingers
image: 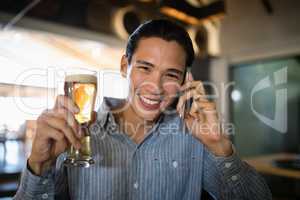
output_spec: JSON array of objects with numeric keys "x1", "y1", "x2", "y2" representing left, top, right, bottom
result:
[
  {"x1": 189, "y1": 100, "x2": 201, "y2": 117},
  {"x1": 37, "y1": 122, "x2": 64, "y2": 142},
  {"x1": 197, "y1": 101, "x2": 216, "y2": 112},
  {"x1": 189, "y1": 100, "x2": 217, "y2": 120},
  {"x1": 47, "y1": 108, "x2": 80, "y2": 138},
  {"x1": 41, "y1": 114, "x2": 81, "y2": 149},
  {"x1": 196, "y1": 81, "x2": 206, "y2": 95},
  {"x1": 197, "y1": 101, "x2": 219, "y2": 124},
  {"x1": 90, "y1": 111, "x2": 97, "y2": 125},
  {"x1": 191, "y1": 101, "x2": 218, "y2": 117},
  {"x1": 187, "y1": 71, "x2": 194, "y2": 81},
  {"x1": 54, "y1": 95, "x2": 79, "y2": 114},
  {"x1": 180, "y1": 81, "x2": 202, "y2": 92},
  {"x1": 176, "y1": 89, "x2": 197, "y2": 113},
  {"x1": 176, "y1": 89, "x2": 209, "y2": 114},
  {"x1": 53, "y1": 138, "x2": 68, "y2": 157}
]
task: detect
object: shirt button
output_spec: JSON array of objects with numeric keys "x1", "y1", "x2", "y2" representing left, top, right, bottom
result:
[
  {"x1": 42, "y1": 193, "x2": 48, "y2": 199},
  {"x1": 111, "y1": 124, "x2": 117, "y2": 131},
  {"x1": 172, "y1": 161, "x2": 178, "y2": 168},
  {"x1": 133, "y1": 182, "x2": 139, "y2": 189},
  {"x1": 91, "y1": 125, "x2": 98, "y2": 133},
  {"x1": 225, "y1": 162, "x2": 232, "y2": 168},
  {"x1": 42, "y1": 179, "x2": 48, "y2": 185},
  {"x1": 231, "y1": 175, "x2": 238, "y2": 181}
]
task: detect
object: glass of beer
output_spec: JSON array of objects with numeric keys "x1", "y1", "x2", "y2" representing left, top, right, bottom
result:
[{"x1": 63, "y1": 69, "x2": 97, "y2": 167}]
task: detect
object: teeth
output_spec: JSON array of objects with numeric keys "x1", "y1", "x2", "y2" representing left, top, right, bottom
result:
[{"x1": 140, "y1": 96, "x2": 160, "y2": 105}]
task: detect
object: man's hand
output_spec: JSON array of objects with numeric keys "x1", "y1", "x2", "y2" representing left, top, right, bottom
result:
[
  {"x1": 28, "y1": 95, "x2": 82, "y2": 175},
  {"x1": 176, "y1": 72, "x2": 233, "y2": 157}
]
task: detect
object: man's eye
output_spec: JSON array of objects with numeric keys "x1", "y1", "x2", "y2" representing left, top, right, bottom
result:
[
  {"x1": 138, "y1": 66, "x2": 151, "y2": 71},
  {"x1": 166, "y1": 73, "x2": 179, "y2": 80}
]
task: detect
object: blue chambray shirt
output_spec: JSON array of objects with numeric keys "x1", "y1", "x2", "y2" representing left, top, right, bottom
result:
[{"x1": 14, "y1": 97, "x2": 272, "y2": 200}]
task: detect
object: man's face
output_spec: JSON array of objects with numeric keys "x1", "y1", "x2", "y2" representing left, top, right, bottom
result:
[{"x1": 121, "y1": 37, "x2": 187, "y2": 121}]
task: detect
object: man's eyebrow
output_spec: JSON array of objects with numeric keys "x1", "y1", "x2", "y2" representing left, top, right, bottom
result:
[
  {"x1": 167, "y1": 68, "x2": 184, "y2": 75},
  {"x1": 136, "y1": 60, "x2": 184, "y2": 75},
  {"x1": 136, "y1": 60, "x2": 154, "y2": 67}
]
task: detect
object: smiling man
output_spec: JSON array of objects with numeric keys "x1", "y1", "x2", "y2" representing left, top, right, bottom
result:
[{"x1": 14, "y1": 19, "x2": 272, "y2": 200}]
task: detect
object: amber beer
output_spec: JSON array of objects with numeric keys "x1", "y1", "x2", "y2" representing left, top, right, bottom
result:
[{"x1": 63, "y1": 74, "x2": 97, "y2": 167}]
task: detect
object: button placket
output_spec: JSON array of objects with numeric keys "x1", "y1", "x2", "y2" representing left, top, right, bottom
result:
[
  {"x1": 133, "y1": 182, "x2": 139, "y2": 189},
  {"x1": 231, "y1": 175, "x2": 239, "y2": 181},
  {"x1": 129, "y1": 150, "x2": 139, "y2": 198},
  {"x1": 42, "y1": 193, "x2": 49, "y2": 199},
  {"x1": 42, "y1": 179, "x2": 48, "y2": 185},
  {"x1": 225, "y1": 162, "x2": 232, "y2": 168},
  {"x1": 172, "y1": 160, "x2": 178, "y2": 168}
]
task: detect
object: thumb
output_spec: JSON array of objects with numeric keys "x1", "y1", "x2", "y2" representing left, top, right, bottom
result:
[
  {"x1": 186, "y1": 70, "x2": 194, "y2": 81},
  {"x1": 91, "y1": 111, "x2": 97, "y2": 124}
]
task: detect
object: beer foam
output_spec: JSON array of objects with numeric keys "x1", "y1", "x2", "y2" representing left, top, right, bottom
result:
[{"x1": 65, "y1": 74, "x2": 97, "y2": 83}]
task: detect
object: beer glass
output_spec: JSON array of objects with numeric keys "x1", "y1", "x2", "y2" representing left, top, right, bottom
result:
[{"x1": 63, "y1": 69, "x2": 97, "y2": 167}]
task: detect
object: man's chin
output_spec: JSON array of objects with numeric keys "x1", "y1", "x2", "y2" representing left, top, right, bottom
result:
[
  {"x1": 136, "y1": 109, "x2": 161, "y2": 122},
  {"x1": 131, "y1": 95, "x2": 172, "y2": 121}
]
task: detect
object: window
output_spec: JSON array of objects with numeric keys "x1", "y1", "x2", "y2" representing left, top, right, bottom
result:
[
  {"x1": 230, "y1": 56, "x2": 300, "y2": 157},
  {"x1": 0, "y1": 28, "x2": 125, "y2": 139}
]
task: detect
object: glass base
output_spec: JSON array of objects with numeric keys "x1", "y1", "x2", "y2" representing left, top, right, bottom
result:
[{"x1": 63, "y1": 157, "x2": 95, "y2": 168}]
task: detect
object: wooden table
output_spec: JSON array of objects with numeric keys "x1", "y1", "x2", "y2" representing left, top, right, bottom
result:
[{"x1": 244, "y1": 153, "x2": 300, "y2": 179}]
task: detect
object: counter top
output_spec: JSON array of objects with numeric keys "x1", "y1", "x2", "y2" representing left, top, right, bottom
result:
[{"x1": 244, "y1": 153, "x2": 300, "y2": 179}]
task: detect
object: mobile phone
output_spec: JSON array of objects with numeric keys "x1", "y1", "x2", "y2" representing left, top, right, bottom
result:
[
  {"x1": 169, "y1": 68, "x2": 193, "y2": 114},
  {"x1": 182, "y1": 68, "x2": 194, "y2": 116}
]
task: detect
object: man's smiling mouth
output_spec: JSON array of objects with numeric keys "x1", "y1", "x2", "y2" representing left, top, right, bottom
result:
[{"x1": 137, "y1": 94, "x2": 162, "y2": 110}]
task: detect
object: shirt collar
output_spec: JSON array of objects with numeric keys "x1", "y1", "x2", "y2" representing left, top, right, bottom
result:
[{"x1": 96, "y1": 97, "x2": 125, "y2": 129}]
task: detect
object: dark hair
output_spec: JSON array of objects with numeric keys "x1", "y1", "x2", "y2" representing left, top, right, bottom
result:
[{"x1": 125, "y1": 19, "x2": 195, "y2": 67}]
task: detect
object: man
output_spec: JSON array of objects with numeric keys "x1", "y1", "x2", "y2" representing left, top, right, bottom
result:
[{"x1": 14, "y1": 19, "x2": 272, "y2": 199}]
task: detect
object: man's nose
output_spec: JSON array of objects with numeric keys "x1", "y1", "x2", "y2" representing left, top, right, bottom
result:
[{"x1": 146, "y1": 71, "x2": 163, "y2": 95}]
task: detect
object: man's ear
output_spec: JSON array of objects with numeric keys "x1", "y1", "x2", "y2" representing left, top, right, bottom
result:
[{"x1": 120, "y1": 55, "x2": 128, "y2": 78}]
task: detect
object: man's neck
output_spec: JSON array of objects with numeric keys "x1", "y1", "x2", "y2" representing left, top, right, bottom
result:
[{"x1": 114, "y1": 102, "x2": 155, "y2": 144}]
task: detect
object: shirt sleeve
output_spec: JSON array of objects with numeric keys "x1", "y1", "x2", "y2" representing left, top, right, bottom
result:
[
  {"x1": 13, "y1": 162, "x2": 56, "y2": 200},
  {"x1": 13, "y1": 154, "x2": 69, "y2": 200},
  {"x1": 202, "y1": 145, "x2": 272, "y2": 200}
]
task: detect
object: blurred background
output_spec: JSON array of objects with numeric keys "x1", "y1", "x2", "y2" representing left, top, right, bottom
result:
[{"x1": 0, "y1": 0, "x2": 299, "y2": 199}]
